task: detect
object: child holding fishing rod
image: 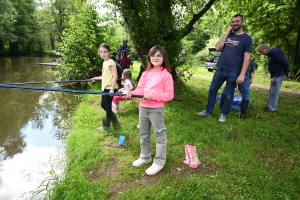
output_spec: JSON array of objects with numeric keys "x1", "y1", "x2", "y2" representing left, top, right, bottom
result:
[
  {"x1": 91, "y1": 43, "x2": 119, "y2": 130},
  {"x1": 126, "y1": 45, "x2": 174, "y2": 175},
  {"x1": 112, "y1": 69, "x2": 135, "y2": 114}
]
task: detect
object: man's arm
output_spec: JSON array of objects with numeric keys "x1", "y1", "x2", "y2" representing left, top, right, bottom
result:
[
  {"x1": 215, "y1": 25, "x2": 232, "y2": 50},
  {"x1": 236, "y1": 52, "x2": 252, "y2": 84}
]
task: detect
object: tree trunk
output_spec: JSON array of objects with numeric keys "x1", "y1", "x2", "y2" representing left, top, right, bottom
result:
[{"x1": 293, "y1": 24, "x2": 300, "y2": 66}]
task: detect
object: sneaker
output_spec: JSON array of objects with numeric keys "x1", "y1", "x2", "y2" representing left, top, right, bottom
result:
[
  {"x1": 145, "y1": 163, "x2": 164, "y2": 175},
  {"x1": 132, "y1": 158, "x2": 152, "y2": 167},
  {"x1": 197, "y1": 110, "x2": 212, "y2": 118},
  {"x1": 114, "y1": 107, "x2": 119, "y2": 114},
  {"x1": 263, "y1": 107, "x2": 276, "y2": 114},
  {"x1": 137, "y1": 124, "x2": 140, "y2": 129},
  {"x1": 218, "y1": 114, "x2": 226, "y2": 123},
  {"x1": 112, "y1": 102, "x2": 118, "y2": 114}
]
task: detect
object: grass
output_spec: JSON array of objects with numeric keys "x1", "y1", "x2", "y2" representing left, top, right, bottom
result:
[{"x1": 48, "y1": 61, "x2": 300, "y2": 200}]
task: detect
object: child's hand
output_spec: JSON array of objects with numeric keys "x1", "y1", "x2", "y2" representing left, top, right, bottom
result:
[
  {"x1": 143, "y1": 93, "x2": 153, "y2": 100},
  {"x1": 126, "y1": 92, "x2": 131, "y2": 99}
]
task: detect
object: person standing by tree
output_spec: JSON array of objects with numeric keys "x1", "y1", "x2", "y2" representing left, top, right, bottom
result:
[
  {"x1": 197, "y1": 14, "x2": 253, "y2": 123},
  {"x1": 120, "y1": 50, "x2": 131, "y2": 72},
  {"x1": 257, "y1": 44, "x2": 290, "y2": 114},
  {"x1": 117, "y1": 40, "x2": 130, "y2": 61},
  {"x1": 91, "y1": 43, "x2": 119, "y2": 130},
  {"x1": 126, "y1": 45, "x2": 174, "y2": 176}
]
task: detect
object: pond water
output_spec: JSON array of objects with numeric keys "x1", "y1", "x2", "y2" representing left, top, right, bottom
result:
[{"x1": 0, "y1": 57, "x2": 80, "y2": 199}]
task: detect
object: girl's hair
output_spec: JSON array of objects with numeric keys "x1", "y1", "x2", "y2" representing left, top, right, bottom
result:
[
  {"x1": 146, "y1": 45, "x2": 171, "y2": 72},
  {"x1": 98, "y1": 43, "x2": 111, "y2": 56},
  {"x1": 122, "y1": 69, "x2": 135, "y2": 86},
  {"x1": 121, "y1": 50, "x2": 127, "y2": 57}
]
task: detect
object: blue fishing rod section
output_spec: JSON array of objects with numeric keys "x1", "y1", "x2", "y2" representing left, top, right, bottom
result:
[
  {"x1": 0, "y1": 84, "x2": 125, "y2": 96},
  {"x1": 0, "y1": 84, "x2": 183, "y2": 101}
]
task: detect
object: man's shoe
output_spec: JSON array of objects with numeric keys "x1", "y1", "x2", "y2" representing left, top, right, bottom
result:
[
  {"x1": 218, "y1": 114, "x2": 226, "y2": 123},
  {"x1": 145, "y1": 163, "x2": 164, "y2": 175},
  {"x1": 197, "y1": 110, "x2": 212, "y2": 118},
  {"x1": 132, "y1": 158, "x2": 152, "y2": 167},
  {"x1": 263, "y1": 107, "x2": 276, "y2": 114}
]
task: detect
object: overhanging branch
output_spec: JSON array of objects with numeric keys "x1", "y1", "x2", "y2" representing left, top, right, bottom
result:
[{"x1": 181, "y1": 0, "x2": 215, "y2": 38}]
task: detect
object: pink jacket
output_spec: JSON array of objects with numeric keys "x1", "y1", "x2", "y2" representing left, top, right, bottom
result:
[{"x1": 132, "y1": 67, "x2": 174, "y2": 108}]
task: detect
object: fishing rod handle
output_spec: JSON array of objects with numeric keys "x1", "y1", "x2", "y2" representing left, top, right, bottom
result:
[{"x1": 131, "y1": 94, "x2": 183, "y2": 101}]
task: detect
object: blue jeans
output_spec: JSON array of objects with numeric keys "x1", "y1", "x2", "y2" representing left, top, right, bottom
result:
[
  {"x1": 206, "y1": 69, "x2": 240, "y2": 116},
  {"x1": 223, "y1": 75, "x2": 250, "y2": 100},
  {"x1": 267, "y1": 75, "x2": 285, "y2": 111}
]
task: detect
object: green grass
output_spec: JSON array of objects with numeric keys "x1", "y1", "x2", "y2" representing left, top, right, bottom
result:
[{"x1": 48, "y1": 62, "x2": 300, "y2": 200}]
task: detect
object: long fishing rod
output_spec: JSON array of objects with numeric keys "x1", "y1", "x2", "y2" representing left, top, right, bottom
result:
[
  {"x1": 131, "y1": 95, "x2": 183, "y2": 102},
  {"x1": 6, "y1": 79, "x2": 91, "y2": 85},
  {"x1": 0, "y1": 84, "x2": 183, "y2": 101},
  {"x1": 7, "y1": 79, "x2": 125, "y2": 85}
]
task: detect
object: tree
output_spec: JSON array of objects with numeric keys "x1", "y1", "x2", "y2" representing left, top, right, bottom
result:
[
  {"x1": 49, "y1": 0, "x2": 75, "y2": 43},
  {"x1": 0, "y1": 0, "x2": 17, "y2": 52},
  {"x1": 9, "y1": 0, "x2": 41, "y2": 54},
  {"x1": 106, "y1": 0, "x2": 215, "y2": 78},
  {"x1": 58, "y1": 2, "x2": 115, "y2": 80},
  {"x1": 36, "y1": 0, "x2": 59, "y2": 51},
  {"x1": 214, "y1": 0, "x2": 300, "y2": 73}
]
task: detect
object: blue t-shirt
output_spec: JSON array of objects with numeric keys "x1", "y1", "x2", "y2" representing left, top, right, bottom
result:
[
  {"x1": 268, "y1": 48, "x2": 290, "y2": 78},
  {"x1": 217, "y1": 33, "x2": 253, "y2": 72}
]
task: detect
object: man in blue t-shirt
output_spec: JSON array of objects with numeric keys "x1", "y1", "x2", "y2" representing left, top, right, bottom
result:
[
  {"x1": 197, "y1": 14, "x2": 253, "y2": 123},
  {"x1": 257, "y1": 44, "x2": 290, "y2": 114}
]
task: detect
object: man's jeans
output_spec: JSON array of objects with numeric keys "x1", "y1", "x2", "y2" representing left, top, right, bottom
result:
[
  {"x1": 223, "y1": 75, "x2": 250, "y2": 100},
  {"x1": 206, "y1": 69, "x2": 240, "y2": 116},
  {"x1": 268, "y1": 75, "x2": 285, "y2": 111}
]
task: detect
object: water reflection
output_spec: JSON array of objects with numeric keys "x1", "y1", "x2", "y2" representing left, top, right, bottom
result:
[{"x1": 0, "y1": 57, "x2": 80, "y2": 199}]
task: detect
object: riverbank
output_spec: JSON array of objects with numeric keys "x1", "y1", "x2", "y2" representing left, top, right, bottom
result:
[{"x1": 49, "y1": 64, "x2": 300, "y2": 199}]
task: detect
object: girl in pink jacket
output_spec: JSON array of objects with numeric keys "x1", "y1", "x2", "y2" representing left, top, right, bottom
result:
[{"x1": 126, "y1": 45, "x2": 174, "y2": 175}]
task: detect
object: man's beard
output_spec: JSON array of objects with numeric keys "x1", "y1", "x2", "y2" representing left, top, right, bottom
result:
[{"x1": 233, "y1": 25, "x2": 242, "y2": 32}]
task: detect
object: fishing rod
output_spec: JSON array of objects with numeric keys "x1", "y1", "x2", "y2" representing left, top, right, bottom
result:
[
  {"x1": 0, "y1": 84, "x2": 183, "y2": 101},
  {"x1": 7, "y1": 79, "x2": 124, "y2": 85},
  {"x1": 7, "y1": 79, "x2": 91, "y2": 85},
  {"x1": 131, "y1": 95, "x2": 183, "y2": 102}
]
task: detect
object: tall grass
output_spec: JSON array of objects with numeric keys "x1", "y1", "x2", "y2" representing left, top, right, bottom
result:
[{"x1": 48, "y1": 62, "x2": 300, "y2": 199}]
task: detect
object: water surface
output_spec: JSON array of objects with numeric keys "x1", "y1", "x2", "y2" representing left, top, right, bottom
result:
[{"x1": 0, "y1": 57, "x2": 80, "y2": 199}]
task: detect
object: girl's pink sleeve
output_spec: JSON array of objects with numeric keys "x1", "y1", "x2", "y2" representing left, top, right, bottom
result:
[{"x1": 131, "y1": 72, "x2": 146, "y2": 95}]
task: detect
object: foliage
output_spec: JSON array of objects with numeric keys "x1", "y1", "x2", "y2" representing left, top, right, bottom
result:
[
  {"x1": 58, "y1": 2, "x2": 120, "y2": 80},
  {"x1": 47, "y1": 63, "x2": 300, "y2": 199},
  {"x1": 213, "y1": 0, "x2": 300, "y2": 75},
  {"x1": 0, "y1": 0, "x2": 17, "y2": 46},
  {"x1": 7, "y1": 0, "x2": 42, "y2": 54},
  {"x1": 106, "y1": 0, "x2": 215, "y2": 79}
]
